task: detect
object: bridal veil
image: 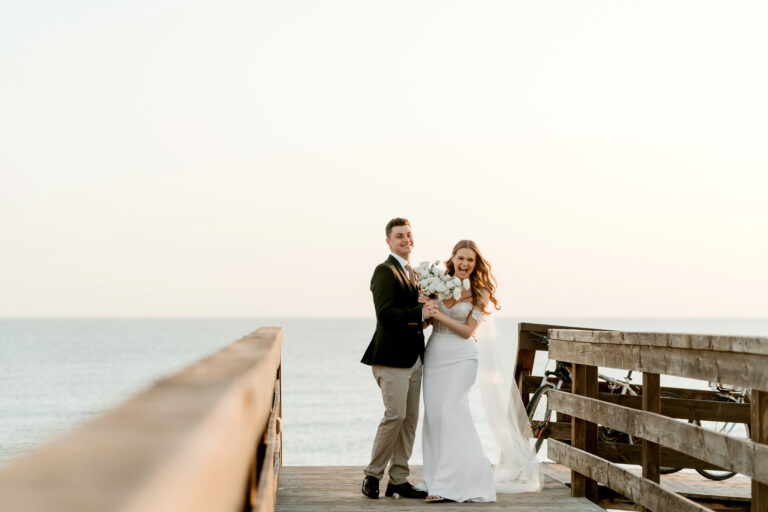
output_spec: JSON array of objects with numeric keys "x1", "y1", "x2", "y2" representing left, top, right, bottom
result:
[{"x1": 476, "y1": 316, "x2": 542, "y2": 493}]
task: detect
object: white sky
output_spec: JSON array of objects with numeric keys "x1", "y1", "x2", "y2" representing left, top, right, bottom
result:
[{"x1": 1, "y1": 0, "x2": 766, "y2": 317}]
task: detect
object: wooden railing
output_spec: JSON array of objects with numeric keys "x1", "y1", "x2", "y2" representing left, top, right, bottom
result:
[
  {"x1": 539, "y1": 328, "x2": 768, "y2": 512},
  {"x1": 0, "y1": 326, "x2": 282, "y2": 512}
]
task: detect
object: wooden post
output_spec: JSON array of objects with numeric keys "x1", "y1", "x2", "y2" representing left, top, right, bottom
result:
[
  {"x1": 277, "y1": 365, "x2": 283, "y2": 469},
  {"x1": 571, "y1": 363, "x2": 598, "y2": 502},
  {"x1": 515, "y1": 325, "x2": 538, "y2": 406},
  {"x1": 641, "y1": 372, "x2": 661, "y2": 512},
  {"x1": 753, "y1": 390, "x2": 768, "y2": 512}
]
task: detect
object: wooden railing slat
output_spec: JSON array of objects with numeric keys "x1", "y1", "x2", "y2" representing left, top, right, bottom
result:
[
  {"x1": 753, "y1": 390, "x2": 768, "y2": 510},
  {"x1": 570, "y1": 363, "x2": 598, "y2": 502},
  {"x1": 549, "y1": 329, "x2": 768, "y2": 356},
  {"x1": 598, "y1": 393, "x2": 751, "y2": 423},
  {"x1": 0, "y1": 326, "x2": 283, "y2": 512},
  {"x1": 548, "y1": 339, "x2": 768, "y2": 390},
  {"x1": 641, "y1": 372, "x2": 661, "y2": 512},
  {"x1": 547, "y1": 390, "x2": 768, "y2": 485},
  {"x1": 254, "y1": 376, "x2": 281, "y2": 512},
  {"x1": 523, "y1": 322, "x2": 767, "y2": 511},
  {"x1": 548, "y1": 440, "x2": 710, "y2": 512}
]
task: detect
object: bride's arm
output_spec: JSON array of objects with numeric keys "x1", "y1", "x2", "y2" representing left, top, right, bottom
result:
[
  {"x1": 432, "y1": 309, "x2": 479, "y2": 339},
  {"x1": 432, "y1": 290, "x2": 490, "y2": 339}
]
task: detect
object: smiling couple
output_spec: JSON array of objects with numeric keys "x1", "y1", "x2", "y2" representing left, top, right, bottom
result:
[{"x1": 360, "y1": 217, "x2": 541, "y2": 504}]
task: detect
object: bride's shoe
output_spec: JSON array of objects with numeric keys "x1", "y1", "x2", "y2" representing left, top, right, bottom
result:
[{"x1": 425, "y1": 495, "x2": 451, "y2": 503}]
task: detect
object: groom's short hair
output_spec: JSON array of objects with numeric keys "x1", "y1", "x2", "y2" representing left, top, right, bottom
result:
[{"x1": 386, "y1": 218, "x2": 410, "y2": 238}]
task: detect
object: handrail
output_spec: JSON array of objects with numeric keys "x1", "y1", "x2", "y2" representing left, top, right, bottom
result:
[
  {"x1": 539, "y1": 327, "x2": 768, "y2": 512},
  {"x1": 548, "y1": 329, "x2": 768, "y2": 390},
  {"x1": 0, "y1": 326, "x2": 283, "y2": 512}
]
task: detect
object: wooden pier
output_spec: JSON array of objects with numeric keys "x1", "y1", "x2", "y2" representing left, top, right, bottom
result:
[
  {"x1": 276, "y1": 465, "x2": 603, "y2": 511},
  {"x1": 0, "y1": 324, "x2": 765, "y2": 512}
]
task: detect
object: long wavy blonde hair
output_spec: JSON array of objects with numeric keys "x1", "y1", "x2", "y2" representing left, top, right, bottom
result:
[{"x1": 444, "y1": 240, "x2": 500, "y2": 314}]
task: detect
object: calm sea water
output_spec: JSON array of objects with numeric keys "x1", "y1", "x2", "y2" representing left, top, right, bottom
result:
[{"x1": 1, "y1": 317, "x2": 766, "y2": 468}]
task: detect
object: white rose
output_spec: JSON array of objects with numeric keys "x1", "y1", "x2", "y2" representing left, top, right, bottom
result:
[
  {"x1": 436, "y1": 282, "x2": 447, "y2": 293},
  {"x1": 453, "y1": 277, "x2": 462, "y2": 287},
  {"x1": 434, "y1": 260, "x2": 440, "y2": 266},
  {"x1": 463, "y1": 278, "x2": 470, "y2": 289}
]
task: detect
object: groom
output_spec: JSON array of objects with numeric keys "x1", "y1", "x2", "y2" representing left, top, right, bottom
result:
[{"x1": 360, "y1": 217, "x2": 429, "y2": 500}]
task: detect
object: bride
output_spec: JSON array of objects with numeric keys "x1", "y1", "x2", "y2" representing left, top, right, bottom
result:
[{"x1": 420, "y1": 240, "x2": 541, "y2": 503}]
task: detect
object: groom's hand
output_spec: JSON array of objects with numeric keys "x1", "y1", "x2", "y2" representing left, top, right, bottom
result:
[
  {"x1": 418, "y1": 291, "x2": 431, "y2": 304},
  {"x1": 423, "y1": 301, "x2": 438, "y2": 319}
]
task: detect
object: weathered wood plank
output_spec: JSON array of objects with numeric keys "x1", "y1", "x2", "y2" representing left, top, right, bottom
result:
[
  {"x1": 548, "y1": 440, "x2": 710, "y2": 512},
  {"x1": 599, "y1": 393, "x2": 751, "y2": 423},
  {"x1": 523, "y1": 377, "x2": 750, "y2": 414},
  {"x1": 516, "y1": 322, "x2": 601, "y2": 399},
  {"x1": 254, "y1": 376, "x2": 282, "y2": 512},
  {"x1": 547, "y1": 390, "x2": 768, "y2": 485},
  {"x1": 518, "y1": 322, "x2": 603, "y2": 351},
  {"x1": 539, "y1": 429, "x2": 732, "y2": 469},
  {"x1": 642, "y1": 372, "x2": 661, "y2": 482},
  {"x1": 0, "y1": 326, "x2": 283, "y2": 512},
  {"x1": 641, "y1": 372, "x2": 661, "y2": 512},
  {"x1": 753, "y1": 390, "x2": 768, "y2": 512},
  {"x1": 597, "y1": 442, "x2": 727, "y2": 470},
  {"x1": 549, "y1": 330, "x2": 768, "y2": 356},
  {"x1": 571, "y1": 363, "x2": 598, "y2": 502},
  {"x1": 536, "y1": 420, "x2": 727, "y2": 469},
  {"x1": 541, "y1": 461, "x2": 751, "y2": 502},
  {"x1": 525, "y1": 382, "x2": 752, "y2": 423},
  {"x1": 276, "y1": 466, "x2": 606, "y2": 511},
  {"x1": 542, "y1": 421, "x2": 573, "y2": 440},
  {"x1": 548, "y1": 339, "x2": 768, "y2": 391}
]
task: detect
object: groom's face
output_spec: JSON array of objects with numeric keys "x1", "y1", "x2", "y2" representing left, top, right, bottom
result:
[{"x1": 387, "y1": 225, "x2": 414, "y2": 260}]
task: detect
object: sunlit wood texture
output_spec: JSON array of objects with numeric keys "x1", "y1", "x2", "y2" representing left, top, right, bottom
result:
[
  {"x1": 571, "y1": 362, "x2": 598, "y2": 502},
  {"x1": 0, "y1": 326, "x2": 282, "y2": 512},
  {"x1": 753, "y1": 390, "x2": 768, "y2": 510},
  {"x1": 549, "y1": 441, "x2": 709, "y2": 512},
  {"x1": 641, "y1": 372, "x2": 661, "y2": 512},
  {"x1": 547, "y1": 328, "x2": 768, "y2": 512},
  {"x1": 276, "y1": 465, "x2": 606, "y2": 511},
  {"x1": 547, "y1": 330, "x2": 768, "y2": 390}
]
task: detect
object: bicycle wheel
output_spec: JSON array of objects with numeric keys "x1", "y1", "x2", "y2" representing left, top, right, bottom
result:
[
  {"x1": 690, "y1": 419, "x2": 750, "y2": 480},
  {"x1": 526, "y1": 384, "x2": 554, "y2": 453}
]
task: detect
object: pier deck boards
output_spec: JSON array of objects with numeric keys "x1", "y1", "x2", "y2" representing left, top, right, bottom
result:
[{"x1": 276, "y1": 465, "x2": 605, "y2": 511}]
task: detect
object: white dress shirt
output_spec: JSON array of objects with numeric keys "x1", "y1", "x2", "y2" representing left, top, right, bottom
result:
[
  {"x1": 390, "y1": 252, "x2": 425, "y2": 321},
  {"x1": 390, "y1": 252, "x2": 409, "y2": 274}
]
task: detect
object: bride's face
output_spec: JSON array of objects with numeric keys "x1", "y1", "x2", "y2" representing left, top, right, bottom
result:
[{"x1": 452, "y1": 248, "x2": 476, "y2": 280}]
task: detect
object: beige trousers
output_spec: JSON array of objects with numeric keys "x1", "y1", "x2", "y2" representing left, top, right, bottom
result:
[{"x1": 365, "y1": 359, "x2": 423, "y2": 484}]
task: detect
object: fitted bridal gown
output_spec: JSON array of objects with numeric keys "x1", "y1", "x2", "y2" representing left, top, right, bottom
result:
[{"x1": 421, "y1": 301, "x2": 496, "y2": 503}]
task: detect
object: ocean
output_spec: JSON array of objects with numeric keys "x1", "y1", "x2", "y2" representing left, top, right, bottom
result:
[{"x1": 1, "y1": 317, "x2": 766, "y2": 468}]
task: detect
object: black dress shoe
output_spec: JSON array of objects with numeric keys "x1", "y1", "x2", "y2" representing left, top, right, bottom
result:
[
  {"x1": 362, "y1": 475, "x2": 379, "y2": 499},
  {"x1": 385, "y1": 481, "x2": 428, "y2": 499}
]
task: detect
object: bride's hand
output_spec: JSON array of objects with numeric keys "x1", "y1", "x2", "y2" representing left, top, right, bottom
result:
[
  {"x1": 424, "y1": 301, "x2": 440, "y2": 320},
  {"x1": 418, "y1": 291, "x2": 431, "y2": 304}
]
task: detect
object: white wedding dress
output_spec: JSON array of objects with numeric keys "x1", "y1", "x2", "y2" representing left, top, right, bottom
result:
[{"x1": 421, "y1": 301, "x2": 541, "y2": 503}]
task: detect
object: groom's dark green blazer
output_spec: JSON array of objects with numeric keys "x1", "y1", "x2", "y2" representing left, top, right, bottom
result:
[{"x1": 361, "y1": 255, "x2": 425, "y2": 368}]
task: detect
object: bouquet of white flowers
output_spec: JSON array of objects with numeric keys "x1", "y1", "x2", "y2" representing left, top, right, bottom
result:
[{"x1": 413, "y1": 260, "x2": 471, "y2": 301}]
